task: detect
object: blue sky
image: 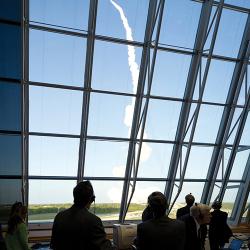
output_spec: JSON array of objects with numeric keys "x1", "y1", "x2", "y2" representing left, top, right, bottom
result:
[{"x1": 25, "y1": 0, "x2": 250, "y2": 205}]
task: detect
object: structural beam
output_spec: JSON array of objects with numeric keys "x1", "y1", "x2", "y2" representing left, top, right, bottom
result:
[
  {"x1": 164, "y1": 0, "x2": 213, "y2": 205},
  {"x1": 201, "y1": 14, "x2": 250, "y2": 204},
  {"x1": 77, "y1": 0, "x2": 98, "y2": 181}
]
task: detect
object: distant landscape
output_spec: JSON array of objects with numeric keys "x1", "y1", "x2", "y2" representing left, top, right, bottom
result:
[{"x1": 27, "y1": 202, "x2": 235, "y2": 222}]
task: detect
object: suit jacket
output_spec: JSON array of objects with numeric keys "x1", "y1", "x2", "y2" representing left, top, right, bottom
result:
[
  {"x1": 50, "y1": 205, "x2": 112, "y2": 250},
  {"x1": 136, "y1": 215, "x2": 185, "y2": 250},
  {"x1": 209, "y1": 210, "x2": 232, "y2": 244},
  {"x1": 180, "y1": 214, "x2": 206, "y2": 250},
  {"x1": 176, "y1": 205, "x2": 192, "y2": 219}
]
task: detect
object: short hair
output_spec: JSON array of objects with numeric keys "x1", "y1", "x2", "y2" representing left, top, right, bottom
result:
[
  {"x1": 148, "y1": 192, "x2": 168, "y2": 218},
  {"x1": 185, "y1": 193, "x2": 195, "y2": 206},
  {"x1": 190, "y1": 203, "x2": 210, "y2": 219},
  {"x1": 73, "y1": 181, "x2": 95, "y2": 207},
  {"x1": 212, "y1": 201, "x2": 222, "y2": 210}
]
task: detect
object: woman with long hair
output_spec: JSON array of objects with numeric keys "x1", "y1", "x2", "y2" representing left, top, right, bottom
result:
[{"x1": 5, "y1": 202, "x2": 31, "y2": 250}]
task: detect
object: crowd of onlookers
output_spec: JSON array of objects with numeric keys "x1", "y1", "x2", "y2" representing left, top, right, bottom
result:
[{"x1": 0, "y1": 181, "x2": 246, "y2": 250}]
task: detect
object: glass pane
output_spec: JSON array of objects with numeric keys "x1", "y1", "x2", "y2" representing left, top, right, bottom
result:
[
  {"x1": 29, "y1": 180, "x2": 76, "y2": 222},
  {"x1": 92, "y1": 40, "x2": 142, "y2": 93},
  {"x1": 0, "y1": 0, "x2": 21, "y2": 21},
  {"x1": 170, "y1": 182, "x2": 205, "y2": 218},
  {"x1": 237, "y1": 68, "x2": 250, "y2": 106},
  {"x1": 29, "y1": 29, "x2": 86, "y2": 87},
  {"x1": 185, "y1": 146, "x2": 213, "y2": 179},
  {"x1": 227, "y1": 108, "x2": 242, "y2": 145},
  {"x1": 0, "y1": 23, "x2": 21, "y2": 79},
  {"x1": 96, "y1": 0, "x2": 148, "y2": 42},
  {"x1": 145, "y1": 99, "x2": 182, "y2": 141},
  {"x1": 223, "y1": 185, "x2": 239, "y2": 217},
  {"x1": 203, "y1": 60, "x2": 235, "y2": 104},
  {"x1": 88, "y1": 93, "x2": 131, "y2": 138},
  {"x1": 160, "y1": 0, "x2": 201, "y2": 49},
  {"x1": 84, "y1": 140, "x2": 128, "y2": 177},
  {"x1": 213, "y1": 9, "x2": 247, "y2": 58},
  {"x1": 229, "y1": 149, "x2": 249, "y2": 180},
  {"x1": 151, "y1": 51, "x2": 191, "y2": 98},
  {"x1": 193, "y1": 104, "x2": 224, "y2": 143},
  {"x1": 30, "y1": 0, "x2": 89, "y2": 31},
  {"x1": 126, "y1": 181, "x2": 165, "y2": 220},
  {"x1": 0, "y1": 135, "x2": 21, "y2": 175},
  {"x1": 0, "y1": 82, "x2": 21, "y2": 131},
  {"x1": 90, "y1": 180, "x2": 123, "y2": 221},
  {"x1": 0, "y1": 179, "x2": 22, "y2": 224},
  {"x1": 137, "y1": 142, "x2": 172, "y2": 178},
  {"x1": 225, "y1": 0, "x2": 250, "y2": 8},
  {"x1": 217, "y1": 148, "x2": 231, "y2": 180},
  {"x1": 242, "y1": 193, "x2": 249, "y2": 218},
  {"x1": 29, "y1": 136, "x2": 79, "y2": 176},
  {"x1": 238, "y1": 112, "x2": 250, "y2": 145},
  {"x1": 29, "y1": 86, "x2": 82, "y2": 135}
]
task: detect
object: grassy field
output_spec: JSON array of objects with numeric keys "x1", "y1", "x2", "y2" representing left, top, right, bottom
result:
[{"x1": 26, "y1": 202, "x2": 235, "y2": 222}]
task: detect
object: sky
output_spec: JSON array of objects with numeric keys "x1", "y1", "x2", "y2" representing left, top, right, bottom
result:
[{"x1": 2, "y1": 0, "x2": 250, "y2": 207}]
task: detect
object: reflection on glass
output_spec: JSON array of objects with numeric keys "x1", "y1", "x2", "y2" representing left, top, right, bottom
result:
[
  {"x1": 0, "y1": 23, "x2": 21, "y2": 79},
  {"x1": 0, "y1": 82, "x2": 21, "y2": 131},
  {"x1": 29, "y1": 86, "x2": 82, "y2": 135},
  {"x1": 89, "y1": 180, "x2": 123, "y2": 221},
  {"x1": 29, "y1": 29, "x2": 86, "y2": 86},
  {"x1": 126, "y1": 181, "x2": 165, "y2": 220},
  {"x1": 137, "y1": 143, "x2": 172, "y2": 178},
  {"x1": 0, "y1": 179, "x2": 22, "y2": 224},
  {"x1": 96, "y1": 0, "x2": 148, "y2": 42},
  {"x1": 0, "y1": 0, "x2": 21, "y2": 21},
  {"x1": 88, "y1": 93, "x2": 130, "y2": 138},
  {"x1": 84, "y1": 140, "x2": 128, "y2": 177},
  {"x1": 160, "y1": 0, "x2": 201, "y2": 49},
  {"x1": 92, "y1": 40, "x2": 142, "y2": 93},
  {"x1": 145, "y1": 99, "x2": 181, "y2": 141},
  {"x1": 0, "y1": 135, "x2": 21, "y2": 175},
  {"x1": 30, "y1": 0, "x2": 89, "y2": 31},
  {"x1": 193, "y1": 104, "x2": 224, "y2": 143},
  {"x1": 213, "y1": 9, "x2": 247, "y2": 58},
  {"x1": 29, "y1": 180, "x2": 76, "y2": 222},
  {"x1": 29, "y1": 136, "x2": 79, "y2": 176},
  {"x1": 151, "y1": 51, "x2": 191, "y2": 98}
]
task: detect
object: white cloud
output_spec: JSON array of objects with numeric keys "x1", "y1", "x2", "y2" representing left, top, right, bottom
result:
[{"x1": 112, "y1": 165, "x2": 125, "y2": 177}]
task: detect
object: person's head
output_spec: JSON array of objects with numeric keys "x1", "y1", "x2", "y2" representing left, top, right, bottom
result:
[
  {"x1": 147, "y1": 192, "x2": 168, "y2": 218},
  {"x1": 190, "y1": 203, "x2": 211, "y2": 225},
  {"x1": 212, "y1": 201, "x2": 222, "y2": 210},
  {"x1": 10, "y1": 202, "x2": 23, "y2": 217},
  {"x1": 185, "y1": 193, "x2": 195, "y2": 207},
  {"x1": 73, "y1": 181, "x2": 95, "y2": 208}
]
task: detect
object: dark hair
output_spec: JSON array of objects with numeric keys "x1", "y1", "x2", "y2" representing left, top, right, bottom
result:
[
  {"x1": 148, "y1": 192, "x2": 168, "y2": 218},
  {"x1": 185, "y1": 193, "x2": 195, "y2": 206},
  {"x1": 10, "y1": 202, "x2": 23, "y2": 217},
  {"x1": 73, "y1": 181, "x2": 95, "y2": 207},
  {"x1": 212, "y1": 201, "x2": 222, "y2": 210},
  {"x1": 7, "y1": 215, "x2": 23, "y2": 234}
]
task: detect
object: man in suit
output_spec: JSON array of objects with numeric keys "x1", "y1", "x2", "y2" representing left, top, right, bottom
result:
[
  {"x1": 136, "y1": 191, "x2": 185, "y2": 250},
  {"x1": 180, "y1": 203, "x2": 211, "y2": 250},
  {"x1": 209, "y1": 201, "x2": 232, "y2": 250},
  {"x1": 176, "y1": 193, "x2": 195, "y2": 219},
  {"x1": 50, "y1": 181, "x2": 112, "y2": 250}
]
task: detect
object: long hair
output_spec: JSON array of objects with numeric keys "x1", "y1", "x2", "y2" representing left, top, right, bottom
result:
[{"x1": 7, "y1": 215, "x2": 23, "y2": 234}]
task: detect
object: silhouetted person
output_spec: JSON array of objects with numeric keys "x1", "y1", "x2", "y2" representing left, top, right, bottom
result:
[
  {"x1": 5, "y1": 202, "x2": 31, "y2": 250},
  {"x1": 0, "y1": 224, "x2": 6, "y2": 250},
  {"x1": 176, "y1": 193, "x2": 195, "y2": 219},
  {"x1": 209, "y1": 201, "x2": 232, "y2": 250},
  {"x1": 136, "y1": 192, "x2": 185, "y2": 250},
  {"x1": 180, "y1": 203, "x2": 211, "y2": 250},
  {"x1": 50, "y1": 181, "x2": 112, "y2": 250}
]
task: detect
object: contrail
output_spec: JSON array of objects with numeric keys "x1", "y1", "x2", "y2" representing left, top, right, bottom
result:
[{"x1": 110, "y1": 0, "x2": 151, "y2": 162}]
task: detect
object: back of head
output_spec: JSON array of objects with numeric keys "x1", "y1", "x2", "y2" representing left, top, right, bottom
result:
[
  {"x1": 73, "y1": 181, "x2": 95, "y2": 207},
  {"x1": 10, "y1": 202, "x2": 23, "y2": 217},
  {"x1": 148, "y1": 192, "x2": 168, "y2": 218},
  {"x1": 190, "y1": 203, "x2": 211, "y2": 224},
  {"x1": 185, "y1": 193, "x2": 195, "y2": 207},
  {"x1": 212, "y1": 201, "x2": 222, "y2": 210}
]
